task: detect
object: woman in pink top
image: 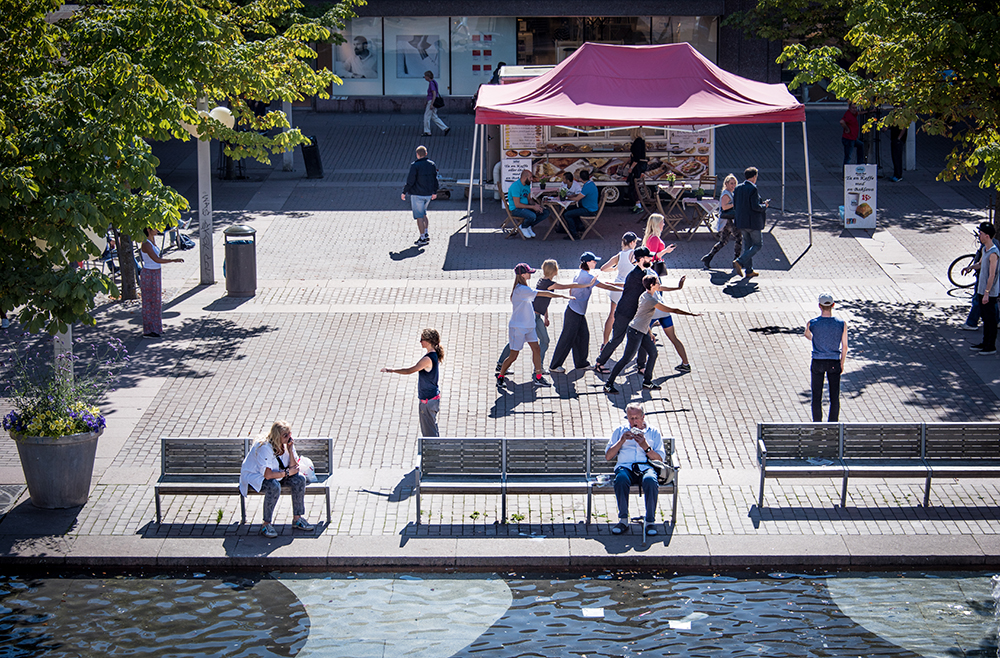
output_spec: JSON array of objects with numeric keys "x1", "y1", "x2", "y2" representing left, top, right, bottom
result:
[{"x1": 642, "y1": 213, "x2": 675, "y2": 274}]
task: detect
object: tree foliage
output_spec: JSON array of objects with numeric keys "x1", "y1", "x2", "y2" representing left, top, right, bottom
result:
[
  {"x1": 778, "y1": 0, "x2": 1000, "y2": 188},
  {"x1": 0, "y1": 0, "x2": 358, "y2": 334},
  {"x1": 724, "y1": 0, "x2": 854, "y2": 54}
]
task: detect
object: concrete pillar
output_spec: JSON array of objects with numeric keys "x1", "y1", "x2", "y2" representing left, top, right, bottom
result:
[
  {"x1": 282, "y1": 100, "x2": 294, "y2": 172},
  {"x1": 197, "y1": 96, "x2": 215, "y2": 285}
]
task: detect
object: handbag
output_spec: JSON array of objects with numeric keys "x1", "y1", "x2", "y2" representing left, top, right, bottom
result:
[
  {"x1": 646, "y1": 459, "x2": 675, "y2": 485},
  {"x1": 652, "y1": 260, "x2": 667, "y2": 276},
  {"x1": 432, "y1": 95, "x2": 445, "y2": 109}
]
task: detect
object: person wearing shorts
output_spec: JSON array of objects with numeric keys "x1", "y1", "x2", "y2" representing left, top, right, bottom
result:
[
  {"x1": 401, "y1": 145, "x2": 438, "y2": 247},
  {"x1": 496, "y1": 263, "x2": 572, "y2": 389}
]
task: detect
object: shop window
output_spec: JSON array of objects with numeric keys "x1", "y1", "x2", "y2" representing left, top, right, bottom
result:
[
  {"x1": 450, "y1": 17, "x2": 517, "y2": 96},
  {"x1": 333, "y1": 18, "x2": 383, "y2": 96},
  {"x1": 384, "y1": 17, "x2": 451, "y2": 96},
  {"x1": 651, "y1": 16, "x2": 718, "y2": 62}
]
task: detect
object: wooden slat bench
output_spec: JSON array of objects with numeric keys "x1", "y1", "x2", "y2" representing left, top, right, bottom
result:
[
  {"x1": 417, "y1": 437, "x2": 679, "y2": 528},
  {"x1": 154, "y1": 437, "x2": 333, "y2": 524},
  {"x1": 757, "y1": 422, "x2": 1000, "y2": 508}
]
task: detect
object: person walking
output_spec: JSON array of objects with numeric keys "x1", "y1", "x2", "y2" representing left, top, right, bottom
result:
[
  {"x1": 803, "y1": 293, "x2": 849, "y2": 422},
  {"x1": 381, "y1": 329, "x2": 445, "y2": 437},
  {"x1": 732, "y1": 166, "x2": 768, "y2": 279},
  {"x1": 638, "y1": 271, "x2": 693, "y2": 375},
  {"x1": 839, "y1": 102, "x2": 865, "y2": 165},
  {"x1": 642, "y1": 213, "x2": 676, "y2": 275},
  {"x1": 593, "y1": 247, "x2": 655, "y2": 375},
  {"x1": 496, "y1": 263, "x2": 574, "y2": 390},
  {"x1": 700, "y1": 173, "x2": 742, "y2": 269},
  {"x1": 888, "y1": 123, "x2": 907, "y2": 182},
  {"x1": 960, "y1": 222, "x2": 1000, "y2": 331},
  {"x1": 139, "y1": 227, "x2": 184, "y2": 338},
  {"x1": 600, "y1": 232, "x2": 640, "y2": 348},
  {"x1": 422, "y1": 71, "x2": 449, "y2": 136},
  {"x1": 495, "y1": 259, "x2": 590, "y2": 372},
  {"x1": 401, "y1": 145, "x2": 438, "y2": 247},
  {"x1": 968, "y1": 223, "x2": 1000, "y2": 356},
  {"x1": 626, "y1": 128, "x2": 648, "y2": 213},
  {"x1": 549, "y1": 252, "x2": 622, "y2": 374},
  {"x1": 603, "y1": 274, "x2": 700, "y2": 395}
]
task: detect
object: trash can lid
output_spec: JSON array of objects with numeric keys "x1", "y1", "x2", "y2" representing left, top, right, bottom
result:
[{"x1": 223, "y1": 225, "x2": 256, "y2": 237}]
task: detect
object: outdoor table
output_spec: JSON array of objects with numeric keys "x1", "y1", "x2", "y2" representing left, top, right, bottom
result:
[
  {"x1": 540, "y1": 198, "x2": 576, "y2": 241},
  {"x1": 655, "y1": 183, "x2": 692, "y2": 238},
  {"x1": 681, "y1": 198, "x2": 721, "y2": 240}
]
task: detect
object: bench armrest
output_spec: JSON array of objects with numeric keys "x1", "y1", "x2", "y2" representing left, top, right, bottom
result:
[{"x1": 757, "y1": 439, "x2": 767, "y2": 465}]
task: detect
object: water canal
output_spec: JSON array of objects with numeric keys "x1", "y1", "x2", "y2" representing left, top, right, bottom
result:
[{"x1": 0, "y1": 571, "x2": 995, "y2": 657}]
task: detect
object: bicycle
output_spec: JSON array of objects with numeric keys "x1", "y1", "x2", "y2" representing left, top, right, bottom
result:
[{"x1": 948, "y1": 239, "x2": 979, "y2": 288}]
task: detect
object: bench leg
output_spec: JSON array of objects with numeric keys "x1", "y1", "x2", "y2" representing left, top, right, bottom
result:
[
  {"x1": 671, "y1": 480, "x2": 679, "y2": 526},
  {"x1": 501, "y1": 490, "x2": 507, "y2": 524},
  {"x1": 416, "y1": 488, "x2": 421, "y2": 525},
  {"x1": 840, "y1": 474, "x2": 849, "y2": 508},
  {"x1": 240, "y1": 495, "x2": 247, "y2": 525},
  {"x1": 757, "y1": 470, "x2": 766, "y2": 509},
  {"x1": 155, "y1": 491, "x2": 162, "y2": 524},
  {"x1": 923, "y1": 474, "x2": 932, "y2": 508},
  {"x1": 586, "y1": 488, "x2": 592, "y2": 525},
  {"x1": 326, "y1": 488, "x2": 332, "y2": 524}
]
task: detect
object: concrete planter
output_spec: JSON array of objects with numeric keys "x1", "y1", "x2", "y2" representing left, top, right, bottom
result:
[{"x1": 11, "y1": 430, "x2": 102, "y2": 509}]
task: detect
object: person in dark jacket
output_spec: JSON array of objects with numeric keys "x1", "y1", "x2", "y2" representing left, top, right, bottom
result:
[
  {"x1": 401, "y1": 145, "x2": 439, "y2": 247},
  {"x1": 732, "y1": 166, "x2": 769, "y2": 279}
]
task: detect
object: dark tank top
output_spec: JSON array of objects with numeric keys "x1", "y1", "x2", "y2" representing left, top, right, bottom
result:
[{"x1": 417, "y1": 351, "x2": 439, "y2": 400}]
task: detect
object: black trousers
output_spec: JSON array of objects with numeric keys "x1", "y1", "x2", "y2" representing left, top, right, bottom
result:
[
  {"x1": 978, "y1": 294, "x2": 998, "y2": 350},
  {"x1": 608, "y1": 327, "x2": 657, "y2": 386},
  {"x1": 810, "y1": 359, "x2": 842, "y2": 422},
  {"x1": 549, "y1": 308, "x2": 591, "y2": 370},
  {"x1": 597, "y1": 314, "x2": 647, "y2": 368}
]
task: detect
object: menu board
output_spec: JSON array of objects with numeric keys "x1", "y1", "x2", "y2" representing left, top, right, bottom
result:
[
  {"x1": 503, "y1": 125, "x2": 542, "y2": 150},
  {"x1": 501, "y1": 157, "x2": 532, "y2": 194},
  {"x1": 843, "y1": 164, "x2": 877, "y2": 229}
]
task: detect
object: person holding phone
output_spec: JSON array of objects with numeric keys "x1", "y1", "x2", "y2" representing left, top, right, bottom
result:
[
  {"x1": 239, "y1": 420, "x2": 314, "y2": 538},
  {"x1": 604, "y1": 403, "x2": 665, "y2": 535}
]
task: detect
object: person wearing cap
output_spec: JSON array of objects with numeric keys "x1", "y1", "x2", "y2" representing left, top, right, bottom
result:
[
  {"x1": 381, "y1": 329, "x2": 444, "y2": 437},
  {"x1": 549, "y1": 252, "x2": 623, "y2": 374},
  {"x1": 600, "y1": 232, "x2": 640, "y2": 348},
  {"x1": 960, "y1": 222, "x2": 1000, "y2": 331},
  {"x1": 508, "y1": 170, "x2": 550, "y2": 239},
  {"x1": 497, "y1": 263, "x2": 574, "y2": 389},
  {"x1": 401, "y1": 145, "x2": 438, "y2": 247},
  {"x1": 603, "y1": 274, "x2": 700, "y2": 394},
  {"x1": 594, "y1": 246, "x2": 656, "y2": 375},
  {"x1": 562, "y1": 169, "x2": 600, "y2": 240},
  {"x1": 803, "y1": 293, "x2": 849, "y2": 422},
  {"x1": 967, "y1": 223, "x2": 999, "y2": 355}
]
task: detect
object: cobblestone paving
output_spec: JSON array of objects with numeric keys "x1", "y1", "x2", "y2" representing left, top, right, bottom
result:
[{"x1": 1, "y1": 109, "x2": 997, "y2": 546}]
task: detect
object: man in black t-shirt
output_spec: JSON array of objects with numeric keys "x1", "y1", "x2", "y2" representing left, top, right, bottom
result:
[{"x1": 594, "y1": 247, "x2": 654, "y2": 373}]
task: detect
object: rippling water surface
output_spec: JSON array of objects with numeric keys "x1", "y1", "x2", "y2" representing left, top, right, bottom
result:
[{"x1": 0, "y1": 571, "x2": 995, "y2": 658}]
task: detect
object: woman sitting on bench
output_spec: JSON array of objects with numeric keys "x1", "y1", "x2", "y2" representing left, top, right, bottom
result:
[{"x1": 239, "y1": 420, "x2": 315, "y2": 538}]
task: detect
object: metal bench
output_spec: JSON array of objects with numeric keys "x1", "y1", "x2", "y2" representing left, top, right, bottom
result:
[
  {"x1": 154, "y1": 437, "x2": 333, "y2": 524},
  {"x1": 757, "y1": 422, "x2": 1000, "y2": 508},
  {"x1": 416, "y1": 437, "x2": 680, "y2": 530}
]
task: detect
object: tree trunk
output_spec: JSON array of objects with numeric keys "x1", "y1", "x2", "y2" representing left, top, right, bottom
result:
[{"x1": 115, "y1": 228, "x2": 138, "y2": 301}]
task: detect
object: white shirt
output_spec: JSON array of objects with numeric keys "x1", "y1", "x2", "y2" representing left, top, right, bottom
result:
[
  {"x1": 509, "y1": 284, "x2": 538, "y2": 329},
  {"x1": 141, "y1": 240, "x2": 161, "y2": 270},
  {"x1": 606, "y1": 424, "x2": 666, "y2": 472},
  {"x1": 239, "y1": 440, "x2": 294, "y2": 496}
]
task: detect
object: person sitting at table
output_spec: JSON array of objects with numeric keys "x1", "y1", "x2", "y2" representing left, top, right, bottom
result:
[
  {"x1": 562, "y1": 169, "x2": 599, "y2": 241},
  {"x1": 508, "y1": 169, "x2": 550, "y2": 239}
]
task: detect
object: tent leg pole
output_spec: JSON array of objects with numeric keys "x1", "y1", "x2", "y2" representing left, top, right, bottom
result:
[
  {"x1": 802, "y1": 121, "x2": 813, "y2": 245},
  {"x1": 479, "y1": 125, "x2": 484, "y2": 215},
  {"x1": 781, "y1": 123, "x2": 786, "y2": 215},
  {"x1": 466, "y1": 123, "x2": 478, "y2": 247}
]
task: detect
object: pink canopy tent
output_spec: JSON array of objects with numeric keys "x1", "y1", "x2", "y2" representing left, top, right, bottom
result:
[{"x1": 464, "y1": 42, "x2": 813, "y2": 244}]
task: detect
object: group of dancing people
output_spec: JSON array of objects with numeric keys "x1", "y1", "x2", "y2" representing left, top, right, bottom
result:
[{"x1": 494, "y1": 212, "x2": 702, "y2": 394}]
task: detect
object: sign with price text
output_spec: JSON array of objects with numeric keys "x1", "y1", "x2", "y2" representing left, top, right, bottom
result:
[{"x1": 843, "y1": 164, "x2": 877, "y2": 229}]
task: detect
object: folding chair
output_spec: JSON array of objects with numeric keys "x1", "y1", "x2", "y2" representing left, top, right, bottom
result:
[
  {"x1": 501, "y1": 204, "x2": 527, "y2": 240},
  {"x1": 578, "y1": 188, "x2": 610, "y2": 240}
]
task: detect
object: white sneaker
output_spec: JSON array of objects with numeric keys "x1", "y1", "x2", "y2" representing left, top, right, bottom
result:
[
  {"x1": 549, "y1": 366, "x2": 566, "y2": 374},
  {"x1": 519, "y1": 226, "x2": 530, "y2": 238},
  {"x1": 530, "y1": 227, "x2": 540, "y2": 238}
]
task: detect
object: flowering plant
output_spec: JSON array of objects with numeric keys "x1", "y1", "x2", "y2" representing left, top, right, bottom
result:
[{"x1": 1, "y1": 334, "x2": 129, "y2": 438}]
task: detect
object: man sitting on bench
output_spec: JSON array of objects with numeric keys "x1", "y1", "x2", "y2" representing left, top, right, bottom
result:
[{"x1": 605, "y1": 402, "x2": 665, "y2": 536}]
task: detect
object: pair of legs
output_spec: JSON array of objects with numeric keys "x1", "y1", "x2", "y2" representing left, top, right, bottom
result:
[
  {"x1": 639, "y1": 317, "x2": 687, "y2": 370},
  {"x1": 419, "y1": 397, "x2": 440, "y2": 437},
  {"x1": 596, "y1": 314, "x2": 648, "y2": 370},
  {"x1": 423, "y1": 101, "x2": 448, "y2": 134},
  {"x1": 511, "y1": 207, "x2": 550, "y2": 230},
  {"x1": 613, "y1": 466, "x2": 658, "y2": 525},
  {"x1": 260, "y1": 474, "x2": 308, "y2": 527},
  {"x1": 842, "y1": 137, "x2": 865, "y2": 165},
  {"x1": 549, "y1": 308, "x2": 590, "y2": 370},
  {"x1": 140, "y1": 267, "x2": 162, "y2": 335},
  {"x1": 736, "y1": 229, "x2": 763, "y2": 273},
  {"x1": 562, "y1": 207, "x2": 591, "y2": 239},
  {"x1": 978, "y1": 294, "x2": 998, "y2": 351},
  {"x1": 410, "y1": 194, "x2": 432, "y2": 242},
  {"x1": 810, "y1": 359, "x2": 842, "y2": 422},
  {"x1": 498, "y1": 327, "x2": 543, "y2": 380},
  {"x1": 498, "y1": 313, "x2": 549, "y2": 367},
  {"x1": 703, "y1": 218, "x2": 742, "y2": 267},
  {"x1": 607, "y1": 327, "x2": 657, "y2": 387}
]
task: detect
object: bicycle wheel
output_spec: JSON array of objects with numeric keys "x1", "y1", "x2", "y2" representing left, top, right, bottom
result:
[{"x1": 948, "y1": 253, "x2": 977, "y2": 288}]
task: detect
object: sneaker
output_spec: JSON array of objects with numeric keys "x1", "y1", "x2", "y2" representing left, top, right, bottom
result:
[
  {"x1": 611, "y1": 522, "x2": 628, "y2": 535},
  {"x1": 889, "y1": 176, "x2": 901, "y2": 182},
  {"x1": 961, "y1": 323, "x2": 978, "y2": 331},
  {"x1": 603, "y1": 383, "x2": 619, "y2": 394},
  {"x1": 293, "y1": 518, "x2": 315, "y2": 531},
  {"x1": 422, "y1": 132, "x2": 432, "y2": 136},
  {"x1": 533, "y1": 374, "x2": 551, "y2": 387},
  {"x1": 642, "y1": 382, "x2": 662, "y2": 390},
  {"x1": 747, "y1": 271, "x2": 760, "y2": 279},
  {"x1": 979, "y1": 349, "x2": 997, "y2": 355},
  {"x1": 549, "y1": 366, "x2": 566, "y2": 374},
  {"x1": 519, "y1": 226, "x2": 531, "y2": 238},
  {"x1": 526, "y1": 226, "x2": 537, "y2": 238},
  {"x1": 675, "y1": 363, "x2": 692, "y2": 373},
  {"x1": 496, "y1": 374, "x2": 510, "y2": 389},
  {"x1": 443, "y1": 127, "x2": 451, "y2": 136},
  {"x1": 260, "y1": 524, "x2": 277, "y2": 538},
  {"x1": 576, "y1": 362, "x2": 593, "y2": 371},
  {"x1": 732, "y1": 260, "x2": 744, "y2": 277},
  {"x1": 700, "y1": 255, "x2": 712, "y2": 269},
  {"x1": 631, "y1": 204, "x2": 643, "y2": 214},
  {"x1": 416, "y1": 237, "x2": 429, "y2": 246},
  {"x1": 970, "y1": 343, "x2": 985, "y2": 350},
  {"x1": 645, "y1": 524, "x2": 658, "y2": 536}
]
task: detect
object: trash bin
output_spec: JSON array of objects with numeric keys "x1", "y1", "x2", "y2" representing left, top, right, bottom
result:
[
  {"x1": 224, "y1": 225, "x2": 256, "y2": 297},
  {"x1": 301, "y1": 135, "x2": 323, "y2": 179}
]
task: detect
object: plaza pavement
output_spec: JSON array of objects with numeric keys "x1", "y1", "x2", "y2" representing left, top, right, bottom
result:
[{"x1": 1, "y1": 107, "x2": 999, "y2": 570}]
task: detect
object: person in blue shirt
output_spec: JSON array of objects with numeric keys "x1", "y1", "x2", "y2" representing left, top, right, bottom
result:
[
  {"x1": 803, "y1": 293, "x2": 848, "y2": 422},
  {"x1": 562, "y1": 169, "x2": 600, "y2": 240},
  {"x1": 507, "y1": 170, "x2": 550, "y2": 238}
]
